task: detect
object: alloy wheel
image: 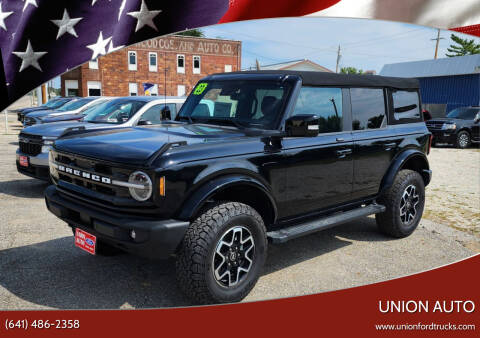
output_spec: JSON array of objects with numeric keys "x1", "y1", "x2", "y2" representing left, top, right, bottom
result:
[
  {"x1": 399, "y1": 184, "x2": 419, "y2": 224},
  {"x1": 212, "y1": 226, "x2": 255, "y2": 288}
]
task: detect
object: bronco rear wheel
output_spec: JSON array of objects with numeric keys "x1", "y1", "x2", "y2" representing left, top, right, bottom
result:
[
  {"x1": 375, "y1": 169, "x2": 425, "y2": 238},
  {"x1": 176, "y1": 202, "x2": 267, "y2": 304}
]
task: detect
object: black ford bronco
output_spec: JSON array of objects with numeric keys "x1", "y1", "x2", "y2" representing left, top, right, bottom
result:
[{"x1": 45, "y1": 71, "x2": 432, "y2": 304}]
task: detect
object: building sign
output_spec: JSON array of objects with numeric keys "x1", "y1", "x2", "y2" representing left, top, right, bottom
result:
[{"x1": 136, "y1": 37, "x2": 239, "y2": 56}]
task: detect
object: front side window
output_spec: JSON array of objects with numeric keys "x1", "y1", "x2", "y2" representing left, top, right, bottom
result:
[
  {"x1": 139, "y1": 103, "x2": 177, "y2": 124},
  {"x1": 177, "y1": 80, "x2": 292, "y2": 130},
  {"x1": 391, "y1": 89, "x2": 421, "y2": 121},
  {"x1": 84, "y1": 99, "x2": 147, "y2": 124},
  {"x1": 149, "y1": 52, "x2": 157, "y2": 72},
  {"x1": 128, "y1": 51, "x2": 137, "y2": 71},
  {"x1": 193, "y1": 56, "x2": 201, "y2": 74},
  {"x1": 351, "y1": 88, "x2": 386, "y2": 130},
  {"x1": 292, "y1": 87, "x2": 343, "y2": 133},
  {"x1": 177, "y1": 55, "x2": 185, "y2": 73}
]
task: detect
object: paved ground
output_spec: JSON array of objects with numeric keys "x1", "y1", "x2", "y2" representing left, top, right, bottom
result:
[{"x1": 0, "y1": 113, "x2": 478, "y2": 309}]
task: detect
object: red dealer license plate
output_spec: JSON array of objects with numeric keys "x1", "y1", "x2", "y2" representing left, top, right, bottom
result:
[
  {"x1": 19, "y1": 155, "x2": 29, "y2": 167},
  {"x1": 74, "y1": 228, "x2": 96, "y2": 255}
]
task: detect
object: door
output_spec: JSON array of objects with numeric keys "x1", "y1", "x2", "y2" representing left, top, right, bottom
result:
[
  {"x1": 471, "y1": 109, "x2": 480, "y2": 142},
  {"x1": 282, "y1": 87, "x2": 354, "y2": 218},
  {"x1": 350, "y1": 88, "x2": 394, "y2": 199}
]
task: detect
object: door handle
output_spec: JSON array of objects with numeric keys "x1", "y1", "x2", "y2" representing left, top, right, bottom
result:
[
  {"x1": 383, "y1": 142, "x2": 397, "y2": 151},
  {"x1": 336, "y1": 149, "x2": 352, "y2": 158},
  {"x1": 336, "y1": 137, "x2": 345, "y2": 142}
]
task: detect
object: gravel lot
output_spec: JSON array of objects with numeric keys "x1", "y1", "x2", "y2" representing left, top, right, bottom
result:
[{"x1": 0, "y1": 112, "x2": 478, "y2": 309}]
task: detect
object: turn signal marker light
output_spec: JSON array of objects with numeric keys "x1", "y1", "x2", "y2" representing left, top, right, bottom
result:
[{"x1": 159, "y1": 176, "x2": 165, "y2": 196}]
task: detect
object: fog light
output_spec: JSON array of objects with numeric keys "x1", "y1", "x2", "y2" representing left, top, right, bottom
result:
[{"x1": 130, "y1": 230, "x2": 136, "y2": 239}]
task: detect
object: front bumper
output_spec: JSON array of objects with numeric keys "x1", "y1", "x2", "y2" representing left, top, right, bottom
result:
[
  {"x1": 45, "y1": 185, "x2": 190, "y2": 259},
  {"x1": 16, "y1": 149, "x2": 50, "y2": 181},
  {"x1": 429, "y1": 130, "x2": 457, "y2": 144}
]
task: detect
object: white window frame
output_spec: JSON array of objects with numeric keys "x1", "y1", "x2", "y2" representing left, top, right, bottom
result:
[
  {"x1": 177, "y1": 85, "x2": 186, "y2": 97},
  {"x1": 87, "y1": 81, "x2": 102, "y2": 96},
  {"x1": 128, "y1": 51, "x2": 137, "y2": 71},
  {"x1": 129, "y1": 83, "x2": 138, "y2": 96},
  {"x1": 149, "y1": 52, "x2": 157, "y2": 72},
  {"x1": 177, "y1": 54, "x2": 185, "y2": 74},
  {"x1": 89, "y1": 58, "x2": 99, "y2": 69},
  {"x1": 65, "y1": 80, "x2": 79, "y2": 97},
  {"x1": 193, "y1": 55, "x2": 201, "y2": 74},
  {"x1": 224, "y1": 64, "x2": 232, "y2": 72}
]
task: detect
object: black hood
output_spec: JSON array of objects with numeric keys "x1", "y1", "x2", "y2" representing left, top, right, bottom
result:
[{"x1": 53, "y1": 123, "x2": 246, "y2": 165}]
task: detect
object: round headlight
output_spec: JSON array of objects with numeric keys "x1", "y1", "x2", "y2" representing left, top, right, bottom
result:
[{"x1": 128, "y1": 171, "x2": 152, "y2": 201}]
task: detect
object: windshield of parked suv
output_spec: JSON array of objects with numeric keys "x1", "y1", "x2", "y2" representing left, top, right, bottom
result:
[
  {"x1": 176, "y1": 80, "x2": 292, "y2": 129},
  {"x1": 447, "y1": 107, "x2": 479, "y2": 120},
  {"x1": 83, "y1": 99, "x2": 147, "y2": 124},
  {"x1": 56, "y1": 98, "x2": 94, "y2": 112},
  {"x1": 46, "y1": 98, "x2": 71, "y2": 109}
]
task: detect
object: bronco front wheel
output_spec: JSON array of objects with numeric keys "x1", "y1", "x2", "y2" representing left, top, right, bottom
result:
[{"x1": 176, "y1": 202, "x2": 267, "y2": 304}]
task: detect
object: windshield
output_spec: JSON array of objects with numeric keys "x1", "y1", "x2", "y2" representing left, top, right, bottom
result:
[
  {"x1": 56, "y1": 98, "x2": 94, "y2": 112},
  {"x1": 47, "y1": 98, "x2": 70, "y2": 109},
  {"x1": 83, "y1": 99, "x2": 147, "y2": 124},
  {"x1": 447, "y1": 108, "x2": 479, "y2": 120},
  {"x1": 176, "y1": 80, "x2": 292, "y2": 129}
]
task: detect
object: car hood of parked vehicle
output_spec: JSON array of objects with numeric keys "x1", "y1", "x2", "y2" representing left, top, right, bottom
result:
[
  {"x1": 21, "y1": 106, "x2": 52, "y2": 114},
  {"x1": 53, "y1": 123, "x2": 249, "y2": 165},
  {"x1": 39, "y1": 113, "x2": 84, "y2": 124},
  {"x1": 427, "y1": 118, "x2": 467, "y2": 124},
  {"x1": 22, "y1": 121, "x2": 114, "y2": 138},
  {"x1": 26, "y1": 109, "x2": 66, "y2": 119}
]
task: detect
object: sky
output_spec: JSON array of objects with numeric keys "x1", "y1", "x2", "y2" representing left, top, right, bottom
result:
[
  {"x1": 50, "y1": 17, "x2": 480, "y2": 89},
  {"x1": 200, "y1": 17, "x2": 480, "y2": 73}
]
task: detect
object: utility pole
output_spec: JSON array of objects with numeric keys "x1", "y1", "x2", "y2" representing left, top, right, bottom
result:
[
  {"x1": 255, "y1": 59, "x2": 261, "y2": 70},
  {"x1": 335, "y1": 45, "x2": 342, "y2": 73},
  {"x1": 431, "y1": 29, "x2": 444, "y2": 59}
]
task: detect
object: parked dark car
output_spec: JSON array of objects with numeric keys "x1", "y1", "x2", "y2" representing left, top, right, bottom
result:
[
  {"x1": 426, "y1": 107, "x2": 480, "y2": 148},
  {"x1": 9, "y1": 97, "x2": 64, "y2": 118},
  {"x1": 16, "y1": 97, "x2": 76, "y2": 122},
  {"x1": 45, "y1": 71, "x2": 432, "y2": 304}
]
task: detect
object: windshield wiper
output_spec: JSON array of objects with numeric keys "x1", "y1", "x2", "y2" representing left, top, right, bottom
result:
[{"x1": 193, "y1": 117, "x2": 250, "y2": 130}]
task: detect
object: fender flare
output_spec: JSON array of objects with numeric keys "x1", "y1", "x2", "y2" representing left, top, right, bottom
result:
[
  {"x1": 176, "y1": 174, "x2": 278, "y2": 222},
  {"x1": 379, "y1": 149, "x2": 430, "y2": 195}
]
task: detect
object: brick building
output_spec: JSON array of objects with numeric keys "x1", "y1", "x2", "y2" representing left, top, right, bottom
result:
[{"x1": 61, "y1": 35, "x2": 241, "y2": 98}]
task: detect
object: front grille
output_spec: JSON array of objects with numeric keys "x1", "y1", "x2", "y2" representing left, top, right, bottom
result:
[
  {"x1": 19, "y1": 142, "x2": 42, "y2": 156},
  {"x1": 52, "y1": 150, "x2": 132, "y2": 199},
  {"x1": 426, "y1": 121, "x2": 444, "y2": 130},
  {"x1": 18, "y1": 133, "x2": 43, "y2": 156}
]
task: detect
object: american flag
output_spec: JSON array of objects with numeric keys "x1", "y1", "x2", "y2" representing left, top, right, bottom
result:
[{"x1": 0, "y1": 0, "x2": 338, "y2": 111}]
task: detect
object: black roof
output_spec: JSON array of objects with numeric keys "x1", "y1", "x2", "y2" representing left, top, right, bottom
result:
[{"x1": 208, "y1": 70, "x2": 419, "y2": 90}]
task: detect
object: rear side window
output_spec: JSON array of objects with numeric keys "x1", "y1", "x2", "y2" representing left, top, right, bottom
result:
[
  {"x1": 391, "y1": 89, "x2": 421, "y2": 122},
  {"x1": 350, "y1": 88, "x2": 386, "y2": 130},
  {"x1": 292, "y1": 87, "x2": 343, "y2": 133}
]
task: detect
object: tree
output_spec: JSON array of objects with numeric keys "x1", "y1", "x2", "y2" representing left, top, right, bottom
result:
[
  {"x1": 340, "y1": 67, "x2": 363, "y2": 74},
  {"x1": 446, "y1": 34, "x2": 480, "y2": 57},
  {"x1": 176, "y1": 29, "x2": 204, "y2": 37}
]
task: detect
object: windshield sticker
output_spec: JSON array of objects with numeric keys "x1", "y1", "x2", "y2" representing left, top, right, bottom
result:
[{"x1": 193, "y1": 83, "x2": 208, "y2": 95}]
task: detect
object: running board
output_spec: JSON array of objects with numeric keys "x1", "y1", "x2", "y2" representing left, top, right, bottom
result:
[{"x1": 267, "y1": 204, "x2": 386, "y2": 243}]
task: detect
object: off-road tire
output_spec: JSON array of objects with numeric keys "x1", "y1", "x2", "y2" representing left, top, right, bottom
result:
[
  {"x1": 176, "y1": 202, "x2": 267, "y2": 304},
  {"x1": 375, "y1": 169, "x2": 425, "y2": 238},
  {"x1": 456, "y1": 131, "x2": 471, "y2": 149}
]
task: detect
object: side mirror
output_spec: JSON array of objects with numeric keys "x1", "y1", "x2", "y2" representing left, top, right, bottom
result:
[
  {"x1": 285, "y1": 114, "x2": 319, "y2": 137},
  {"x1": 137, "y1": 119, "x2": 153, "y2": 126},
  {"x1": 161, "y1": 106, "x2": 172, "y2": 120},
  {"x1": 474, "y1": 113, "x2": 480, "y2": 123}
]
